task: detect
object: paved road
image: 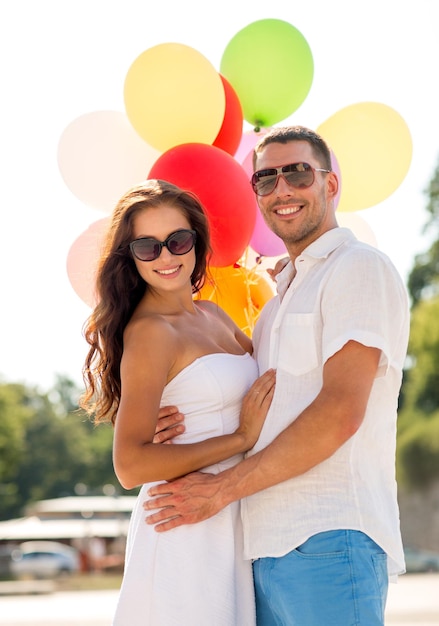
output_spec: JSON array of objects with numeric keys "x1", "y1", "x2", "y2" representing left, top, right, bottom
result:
[{"x1": 0, "y1": 573, "x2": 438, "y2": 625}]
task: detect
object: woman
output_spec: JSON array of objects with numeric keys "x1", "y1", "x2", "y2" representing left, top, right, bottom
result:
[{"x1": 80, "y1": 179, "x2": 275, "y2": 625}]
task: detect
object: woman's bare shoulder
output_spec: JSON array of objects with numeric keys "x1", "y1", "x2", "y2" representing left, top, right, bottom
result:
[{"x1": 123, "y1": 311, "x2": 177, "y2": 352}]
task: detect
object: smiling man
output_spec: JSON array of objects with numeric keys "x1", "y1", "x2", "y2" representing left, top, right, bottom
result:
[{"x1": 145, "y1": 126, "x2": 410, "y2": 626}]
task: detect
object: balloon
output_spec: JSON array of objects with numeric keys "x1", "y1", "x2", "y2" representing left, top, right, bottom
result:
[
  {"x1": 212, "y1": 75, "x2": 244, "y2": 156},
  {"x1": 57, "y1": 111, "x2": 160, "y2": 212},
  {"x1": 250, "y1": 207, "x2": 288, "y2": 258},
  {"x1": 234, "y1": 127, "x2": 270, "y2": 163},
  {"x1": 337, "y1": 212, "x2": 378, "y2": 248},
  {"x1": 148, "y1": 143, "x2": 256, "y2": 267},
  {"x1": 66, "y1": 218, "x2": 109, "y2": 307},
  {"x1": 199, "y1": 265, "x2": 274, "y2": 336},
  {"x1": 234, "y1": 129, "x2": 290, "y2": 258},
  {"x1": 318, "y1": 102, "x2": 412, "y2": 212},
  {"x1": 220, "y1": 19, "x2": 313, "y2": 127},
  {"x1": 124, "y1": 43, "x2": 225, "y2": 152}
]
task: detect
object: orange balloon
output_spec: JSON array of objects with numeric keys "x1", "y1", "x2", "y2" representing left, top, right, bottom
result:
[{"x1": 198, "y1": 265, "x2": 274, "y2": 336}]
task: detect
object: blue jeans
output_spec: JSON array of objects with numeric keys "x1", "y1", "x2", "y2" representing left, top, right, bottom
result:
[{"x1": 252, "y1": 530, "x2": 389, "y2": 626}]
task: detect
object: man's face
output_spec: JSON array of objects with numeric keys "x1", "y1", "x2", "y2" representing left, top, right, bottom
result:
[{"x1": 254, "y1": 140, "x2": 339, "y2": 256}]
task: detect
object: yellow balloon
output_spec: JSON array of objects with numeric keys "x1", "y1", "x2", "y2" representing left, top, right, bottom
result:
[
  {"x1": 124, "y1": 44, "x2": 225, "y2": 152},
  {"x1": 198, "y1": 265, "x2": 274, "y2": 337},
  {"x1": 317, "y1": 102, "x2": 412, "y2": 212}
]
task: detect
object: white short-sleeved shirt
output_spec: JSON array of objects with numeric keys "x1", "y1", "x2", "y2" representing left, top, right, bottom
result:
[{"x1": 242, "y1": 228, "x2": 410, "y2": 578}]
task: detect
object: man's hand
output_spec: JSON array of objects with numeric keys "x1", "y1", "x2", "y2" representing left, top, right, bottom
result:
[
  {"x1": 266, "y1": 257, "x2": 289, "y2": 281},
  {"x1": 143, "y1": 471, "x2": 224, "y2": 531},
  {"x1": 153, "y1": 405, "x2": 185, "y2": 444}
]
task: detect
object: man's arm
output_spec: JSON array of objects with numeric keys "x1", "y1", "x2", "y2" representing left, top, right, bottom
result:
[{"x1": 144, "y1": 340, "x2": 380, "y2": 531}]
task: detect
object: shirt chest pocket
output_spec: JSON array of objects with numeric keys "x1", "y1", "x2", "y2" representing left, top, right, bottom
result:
[{"x1": 277, "y1": 313, "x2": 319, "y2": 376}]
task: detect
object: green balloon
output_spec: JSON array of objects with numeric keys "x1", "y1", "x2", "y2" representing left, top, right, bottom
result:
[{"x1": 220, "y1": 19, "x2": 314, "y2": 127}]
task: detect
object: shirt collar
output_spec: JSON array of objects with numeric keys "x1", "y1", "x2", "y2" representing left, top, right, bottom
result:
[
  {"x1": 302, "y1": 227, "x2": 356, "y2": 260},
  {"x1": 275, "y1": 228, "x2": 356, "y2": 298}
]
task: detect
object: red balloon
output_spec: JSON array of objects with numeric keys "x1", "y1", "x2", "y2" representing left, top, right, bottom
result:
[
  {"x1": 213, "y1": 75, "x2": 244, "y2": 156},
  {"x1": 149, "y1": 143, "x2": 256, "y2": 266}
]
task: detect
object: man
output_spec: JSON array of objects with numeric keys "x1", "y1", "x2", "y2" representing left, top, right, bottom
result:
[{"x1": 146, "y1": 126, "x2": 410, "y2": 625}]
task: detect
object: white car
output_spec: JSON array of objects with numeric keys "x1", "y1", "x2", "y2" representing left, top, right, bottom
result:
[{"x1": 10, "y1": 541, "x2": 80, "y2": 579}]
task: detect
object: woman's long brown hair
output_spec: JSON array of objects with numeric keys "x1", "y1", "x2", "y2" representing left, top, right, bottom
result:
[{"x1": 80, "y1": 179, "x2": 211, "y2": 425}]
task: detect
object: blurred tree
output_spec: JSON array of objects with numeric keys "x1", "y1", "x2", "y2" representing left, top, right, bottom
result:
[
  {"x1": 397, "y1": 156, "x2": 439, "y2": 488},
  {"x1": 0, "y1": 376, "x2": 129, "y2": 521},
  {"x1": 0, "y1": 382, "x2": 35, "y2": 517},
  {"x1": 407, "y1": 159, "x2": 439, "y2": 307}
]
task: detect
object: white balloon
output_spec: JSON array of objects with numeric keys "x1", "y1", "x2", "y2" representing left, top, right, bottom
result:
[
  {"x1": 337, "y1": 212, "x2": 378, "y2": 248},
  {"x1": 58, "y1": 110, "x2": 160, "y2": 212}
]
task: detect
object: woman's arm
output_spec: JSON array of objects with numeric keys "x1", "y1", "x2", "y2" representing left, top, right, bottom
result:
[{"x1": 112, "y1": 316, "x2": 274, "y2": 490}]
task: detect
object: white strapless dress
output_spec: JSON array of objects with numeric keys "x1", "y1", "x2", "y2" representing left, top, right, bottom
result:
[{"x1": 112, "y1": 352, "x2": 258, "y2": 626}]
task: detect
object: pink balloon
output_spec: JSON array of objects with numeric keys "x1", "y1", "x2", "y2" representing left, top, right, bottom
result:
[
  {"x1": 234, "y1": 128, "x2": 270, "y2": 163},
  {"x1": 250, "y1": 207, "x2": 287, "y2": 258},
  {"x1": 58, "y1": 111, "x2": 160, "y2": 212},
  {"x1": 66, "y1": 218, "x2": 109, "y2": 307}
]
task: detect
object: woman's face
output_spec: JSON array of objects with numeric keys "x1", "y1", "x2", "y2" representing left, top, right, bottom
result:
[{"x1": 130, "y1": 204, "x2": 196, "y2": 294}]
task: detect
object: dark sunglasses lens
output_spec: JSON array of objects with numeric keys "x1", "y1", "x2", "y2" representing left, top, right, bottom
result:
[
  {"x1": 167, "y1": 230, "x2": 196, "y2": 255},
  {"x1": 132, "y1": 239, "x2": 161, "y2": 261},
  {"x1": 283, "y1": 164, "x2": 314, "y2": 189},
  {"x1": 253, "y1": 171, "x2": 278, "y2": 195},
  {"x1": 252, "y1": 163, "x2": 316, "y2": 195}
]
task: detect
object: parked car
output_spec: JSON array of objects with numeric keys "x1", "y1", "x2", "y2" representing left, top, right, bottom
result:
[
  {"x1": 404, "y1": 546, "x2": 439, "y2": 573},
  {"x1": 10, "y1": 541, "x2": 80, "y2": 580}
]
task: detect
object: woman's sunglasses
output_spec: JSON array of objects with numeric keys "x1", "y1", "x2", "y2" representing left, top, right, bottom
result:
[
  {"x1": 251, "y1": 162, "x2": 331, "y2": 196},
  {"x1": 129, "y1": 229, "x2": 197, "y2": 262}
]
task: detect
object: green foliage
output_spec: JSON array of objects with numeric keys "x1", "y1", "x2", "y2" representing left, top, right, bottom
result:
[
  {"x1": 0, "y1": 383, "x2": 36, "y2": 514},
  {"x1": 399, "y1": 154, "x2": 439, "y2": 490},
  {"x1": 0, "y1": 377, "x2": 128, "y2": 521},
  {"x1": 424, "y1": 158, "x2": 439, "y2": 228},
  {"x1": 407, "y1": 159, "x2": 439, "y2": 307},
  {"x1": 407, "y1": 242, "x2": 439, "y2": 307},
  {"x1": 402, "y1": 298, "x2": 439, "y2": 415},
  {"x1": 397, "y1": 410, "x2": 439, "y2": 488}
]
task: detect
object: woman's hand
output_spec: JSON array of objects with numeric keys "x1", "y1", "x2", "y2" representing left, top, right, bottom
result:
[
  {"x1": 235, "y1": 369, "x2": 275, "y2": 449},
  {"x1": 152, "y1": 405, "x2": 185, "y2": 444}
]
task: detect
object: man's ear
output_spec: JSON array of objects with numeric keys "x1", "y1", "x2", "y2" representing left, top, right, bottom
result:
[{"x1": 327, "y1": 171, "x2": 339, "y2": 200}]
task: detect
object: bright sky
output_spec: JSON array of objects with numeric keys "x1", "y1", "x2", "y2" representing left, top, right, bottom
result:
[{"x1": 1, "y1": 0, "x2": 438, "y2": 390}]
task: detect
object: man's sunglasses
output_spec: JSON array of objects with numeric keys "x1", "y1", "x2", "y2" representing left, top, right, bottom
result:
[
  {"x1": 129, "y1": 229, "x2": 197, "y2": 262},
  {"x1": 251, "y1": 162, "x2": 331, "y2": 196}
]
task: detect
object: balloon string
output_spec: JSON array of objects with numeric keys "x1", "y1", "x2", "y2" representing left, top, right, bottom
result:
[{"x1": 237, "y1": 247, "x2": 262, "y2": 335}]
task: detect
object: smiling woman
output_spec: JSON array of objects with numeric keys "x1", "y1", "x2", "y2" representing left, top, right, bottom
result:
[{"x1": 77, "y1": 178, "x2": 275, "y2": 625}]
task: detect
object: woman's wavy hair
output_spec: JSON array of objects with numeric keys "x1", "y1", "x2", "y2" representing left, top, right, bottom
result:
[{"x1": 80, "y1": 179, "x2": 212, "y2": 425}]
